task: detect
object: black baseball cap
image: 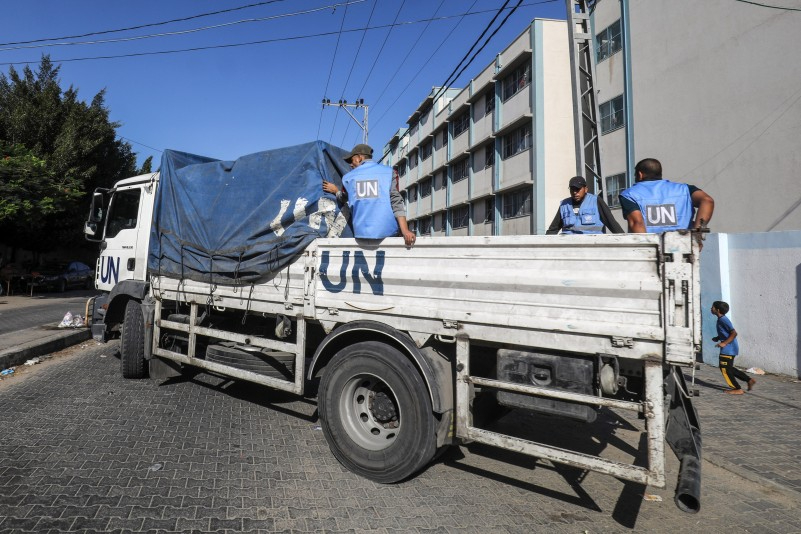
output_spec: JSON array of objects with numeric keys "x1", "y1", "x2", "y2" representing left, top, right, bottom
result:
[
  {"x1": 344, "y1": 144, "x2": 373, "y2": 163},
  {"x1": 569, "y1": 176, "x2": 587, "y2": 189}
]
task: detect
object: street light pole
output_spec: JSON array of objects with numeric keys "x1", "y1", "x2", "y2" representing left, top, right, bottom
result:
[{"x1": 321, "y1": 98, "x2": 369, "y2": 144}]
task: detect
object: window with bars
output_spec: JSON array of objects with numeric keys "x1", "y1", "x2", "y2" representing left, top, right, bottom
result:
[
  {"x1": 484, "y1": 196, "x2": 495, "y2": 222},
  {"x1": 408, "y1": 184, "x2": 418, "y2": 202},
  {"x1": 600, "y1": 95, "x2": 624, "y2": 134},
  {"x1": 596, "y1": 20, "x2": 622, "y2": 62},
  {"x1": 397, "y1": 160, "x2": 406, "y2": 177},
  {"x1": 450, "y1": 205, "x2": 469, "y2": 229},
  {"x1": 501, "y1": 64, "x2": 531, "y2": 101},
  {"x1": 484, "y1": 144, "x2": 495, "y2": 168},
  {"x1": 409, "y1": 151, "x2": 418, "y2": 169},
  {"x1": 453, "y1": 112, "x2": 469, "y2": 138},
  {"x1": 485, "y1": 89, "x2": 495, "y2": 114},
  {"x1": 420, "y1": 141, "x2": 432, "y2": 161},
  {"x1": 420, "y1": 177, "x2": 432, "y2": 198},
  {"x1": 419, "y1": 217, "x2": 432, "y2": 235},
  {"x1": 605, "y1": 173, "x2": 626, "y2": 208},
  {"x1": 502, "y1": 123, "x2": 532, "y2": 159},
  {"x1": 502, "y1": 189, "x2": 532, "y2": 219},
  {"x1": 452, "y1": 158, "x2": 469, "y2": 183}
]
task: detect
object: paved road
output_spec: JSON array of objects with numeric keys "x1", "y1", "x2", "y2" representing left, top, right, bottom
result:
[
  {"x1": 0, "y1": 290, "x2": 99, "y2": 336},
  {"x1": 1, "y1": 342, "x2": 799, "y2": 533}
]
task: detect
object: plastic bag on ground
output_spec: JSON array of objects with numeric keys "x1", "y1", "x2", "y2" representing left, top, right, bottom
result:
[
  {"x1": 58, "y1": 312, "x2": 73, "y2": 328},
  {"x1": 746, "y1": 367, "x2": 766, "y2": 375}
]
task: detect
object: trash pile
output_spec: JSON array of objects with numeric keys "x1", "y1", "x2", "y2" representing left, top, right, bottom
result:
[{"x1": 58, "y1": 311, "x2": 85, "y2": 328}]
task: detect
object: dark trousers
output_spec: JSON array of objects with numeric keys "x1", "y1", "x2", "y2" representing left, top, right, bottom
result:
[{"x1": 719, "y1": 354, "x2": 751, "y2": 390}]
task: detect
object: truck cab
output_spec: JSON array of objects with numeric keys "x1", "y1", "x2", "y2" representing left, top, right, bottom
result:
[{"x1": 84, "y1": 172, "x2": 158, "y2": 338}]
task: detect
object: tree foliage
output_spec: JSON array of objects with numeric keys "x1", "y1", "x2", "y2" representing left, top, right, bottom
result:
[{"x1": 0, "y1": 55, "x2": 138, "y2": 253}]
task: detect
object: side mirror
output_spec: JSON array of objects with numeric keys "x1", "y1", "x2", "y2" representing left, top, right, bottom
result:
[{"x1": 84, "y1": 222, "x2": 97, "y2": 237}]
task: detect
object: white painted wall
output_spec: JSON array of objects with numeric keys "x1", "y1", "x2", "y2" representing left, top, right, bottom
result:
[{"x1": 701, "y1": 231, "x2": 801, "y2": 377}]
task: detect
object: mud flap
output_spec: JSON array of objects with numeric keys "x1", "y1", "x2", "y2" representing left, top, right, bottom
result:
[{"x1": 664, "y1": 365, "x2": 702, "y2": 513}]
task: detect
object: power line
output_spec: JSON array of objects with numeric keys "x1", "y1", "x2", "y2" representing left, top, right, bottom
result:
[
  {"x1": 336, "y1": 0, "x2": 380, "y2": 146},
  {"x1": 0, "y1": 0, "x2": 289, "y2": 47},
  {"x1": 317, "y1": 2, "x2": 350, "y2": 141},
  {"x1": 369, "y1": 0, "x2": 480, "y2": 131},
  {"x1": 0, "y1": 1, "x2": 367, "y2": 53},
  {"x1": 428, "y1": 0, "x2": 516, "y2": 110},
  {"x1": 120, "y1": 136, "x2": 163, "y2": 154},
  {"x1": 366, "y1": 0, "x2": 449, "y2": 127},
  {"x1": 733, "y1": 0, "x2": 801, "y2": 11},
  {"x1": 1, "y1": 4, "x2": 554, "y2": 66}
]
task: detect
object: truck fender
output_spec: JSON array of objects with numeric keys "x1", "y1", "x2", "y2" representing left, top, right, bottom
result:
[
  {"x1": 104, "y1": 279, "x2": 149, "y2": 332},
  {"x1": 308, "y1": 320, "x2": 453, "y2": 415}
]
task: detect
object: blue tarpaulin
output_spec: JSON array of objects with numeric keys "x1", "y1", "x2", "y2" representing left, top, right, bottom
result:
[{"x1": 147, "y1": 141, "x2": 352, "y2": 285}]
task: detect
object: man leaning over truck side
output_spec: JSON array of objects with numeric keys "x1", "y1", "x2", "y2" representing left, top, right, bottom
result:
[
  {"x1": 322, "y1": 143, "x2": 416, "y2": 247},
  {"x1": 545, "y1": 175, "x2": 624, "y2": 235},
  {"x1": 619, "y1": 158, "x2": 714, "y2": 238}
]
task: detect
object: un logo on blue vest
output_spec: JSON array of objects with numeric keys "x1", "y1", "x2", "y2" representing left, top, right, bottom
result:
[
  {"x1": 645, "y1": 204, "x2": 677, "y2": 227},
  {"x1": 355, "y1": 179, "x2": 379, "y2": 199}
]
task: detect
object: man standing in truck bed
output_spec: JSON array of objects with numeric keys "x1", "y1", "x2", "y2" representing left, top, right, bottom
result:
[
  {"x1": 323, "y1": 144, "x2": 416, "y2": 246},
  {"x1": 619, "y1": 158, "x2": 715, "y2": 234}
]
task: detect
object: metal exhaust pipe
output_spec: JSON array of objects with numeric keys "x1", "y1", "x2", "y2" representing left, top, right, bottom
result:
[{"x1": 674, "y1": 455, "x2": 701, "y2": 513}]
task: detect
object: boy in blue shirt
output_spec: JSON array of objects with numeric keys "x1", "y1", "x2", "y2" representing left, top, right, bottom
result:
[{"x1": 711, "y1": 301, "x2": 755, "y2": 395}]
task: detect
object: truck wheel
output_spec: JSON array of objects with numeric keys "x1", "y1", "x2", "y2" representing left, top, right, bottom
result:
[
  {"x1": 318, "y1": 341, "x2": 436, "y2": 483},
  {"x1": 120, "y1": 300, "x2": 147, "y2": 378}
]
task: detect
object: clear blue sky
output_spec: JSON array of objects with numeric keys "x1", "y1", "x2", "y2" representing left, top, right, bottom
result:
[{"x1": 3, "y1": 0, "x2": 565, "y2": 168}]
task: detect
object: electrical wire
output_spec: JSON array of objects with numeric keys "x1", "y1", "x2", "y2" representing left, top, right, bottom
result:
[
  {"x1": 733, "y1": 0, "x2": 801, "y2": 11},
  {"x1": 0, "y1": 3, "x2": 556, "y2": 66},
  {"x1": 365, "y1": 0, "x2": 449, "y2": 130},
  {"x1": 373, "y1": 0, "x2": 478, "y2": 130},
  {"x1": 0, "y1": 1, "x2": 290, "y2": 47},
  {"x1": 317, "y1": 2, "x2": 350, "y2": 141},
  {"x1": 428, "y1": 0, "x2": 515, "y2": 109},
  {"x1": 0, "y1": 1, "x2": 367, "y2": 53},
  {"x1": 329, "y1": 1, "x2": 378, "y2": 144},
  {"x1": 336, "y1": 0, "x2": 380, "y2": 146},
  {"x1": 120, "y1": 137, "x2": 163, "y2": 154}
]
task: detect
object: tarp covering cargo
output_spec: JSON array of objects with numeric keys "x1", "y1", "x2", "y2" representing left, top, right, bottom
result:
[{"x1": 147, "y1": 141, "x2": 352, "y2": 285}]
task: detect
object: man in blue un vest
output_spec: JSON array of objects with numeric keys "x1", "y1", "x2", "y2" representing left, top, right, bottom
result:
[
  {"x1": 619, "y1": 158, "x2": 714, "y2": 237},
  {"x1": 323, "y1": 144, "x2": 416, "y2": 246},
  {"x1": 546, "y1": 176, "x2": 624, "y2": 235}
]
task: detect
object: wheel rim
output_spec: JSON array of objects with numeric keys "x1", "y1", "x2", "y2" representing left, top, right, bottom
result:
[{"x1": 338, "y1": 373, "x2": 401, "y2": 451}]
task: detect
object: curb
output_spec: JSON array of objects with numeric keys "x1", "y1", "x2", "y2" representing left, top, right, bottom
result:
[
  {"x1": 704, "y1": 455, "x2": 801, "y2": 501},
  {"x1": 0, "y1": 327, "x2": 92, "y2": 371}
]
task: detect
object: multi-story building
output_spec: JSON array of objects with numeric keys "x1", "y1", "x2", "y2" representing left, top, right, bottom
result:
[
  {"x1": 382, "y1": 19, "x2": 576, "y2": 236},
  {"x1": 591, "y1": 0, "x2": 801, "y2": 233}
]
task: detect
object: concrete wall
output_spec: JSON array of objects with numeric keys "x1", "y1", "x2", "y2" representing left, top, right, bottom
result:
[
  {"x1": 701, "y1": 231, "x2": 801, "y2": 377},
  {"x1": 626, "y1": 0, "x2": 801, "y2": 233}
]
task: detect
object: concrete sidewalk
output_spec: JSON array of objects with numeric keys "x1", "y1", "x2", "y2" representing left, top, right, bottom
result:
[{"x1": 0, "y1": 324, "x2": 91, "y2": 371}]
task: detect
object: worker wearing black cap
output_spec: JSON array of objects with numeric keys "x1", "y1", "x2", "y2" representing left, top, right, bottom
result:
[
  {"x1": 545, "y1": 176, "x2": 624, "y2": 235},
  {"x1": 323, "y1": 144, "x2": 415, "y2": 246}
]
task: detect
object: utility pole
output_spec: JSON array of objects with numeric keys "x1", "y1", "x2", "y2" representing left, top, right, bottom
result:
[{"x1": 321, "y1": 98, "x2": 369, "y2": 144}]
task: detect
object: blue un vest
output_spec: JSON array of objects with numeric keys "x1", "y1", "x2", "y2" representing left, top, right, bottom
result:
[
  {"x1": 559, "y1": 193, "x2": 604, "y2": 234},
  {"x1": 620, "y1": 179, "x2": 693, "y2": 233},
  {"x1": 342, "y1": 160, "x2": 399, "y2": 239}
]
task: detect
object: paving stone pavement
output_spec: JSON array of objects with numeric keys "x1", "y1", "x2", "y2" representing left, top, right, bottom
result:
[
  {"x1": 689, "y1": 363, "x2": 801, "y2": 497},
  {"x1": 1, "y1": 342, "x2": 800, "y2": 534}
]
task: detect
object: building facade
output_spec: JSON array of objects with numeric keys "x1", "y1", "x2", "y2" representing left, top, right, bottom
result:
[
  {"x1": 591, "y1": 0, "x2": 801, "y2": 233},
  {"x1": 382, "y1": 19, "x2": 576, "y2": 237}
]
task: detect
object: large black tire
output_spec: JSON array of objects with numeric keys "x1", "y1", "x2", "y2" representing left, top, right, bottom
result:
[
  {"x1": 318, "y1": 341, "x2": 437, "y2": 484},
  {"x1": 206, "y1": 343, "x2": 294, "y2": 380},
  {"x1": 120, "y1": 300, "x2": 147, "y2": 378}
]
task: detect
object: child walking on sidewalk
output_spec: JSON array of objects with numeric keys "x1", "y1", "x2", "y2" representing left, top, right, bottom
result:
[{"x1": 711, "y1": 300, "x2": 755, "y2": 395}]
